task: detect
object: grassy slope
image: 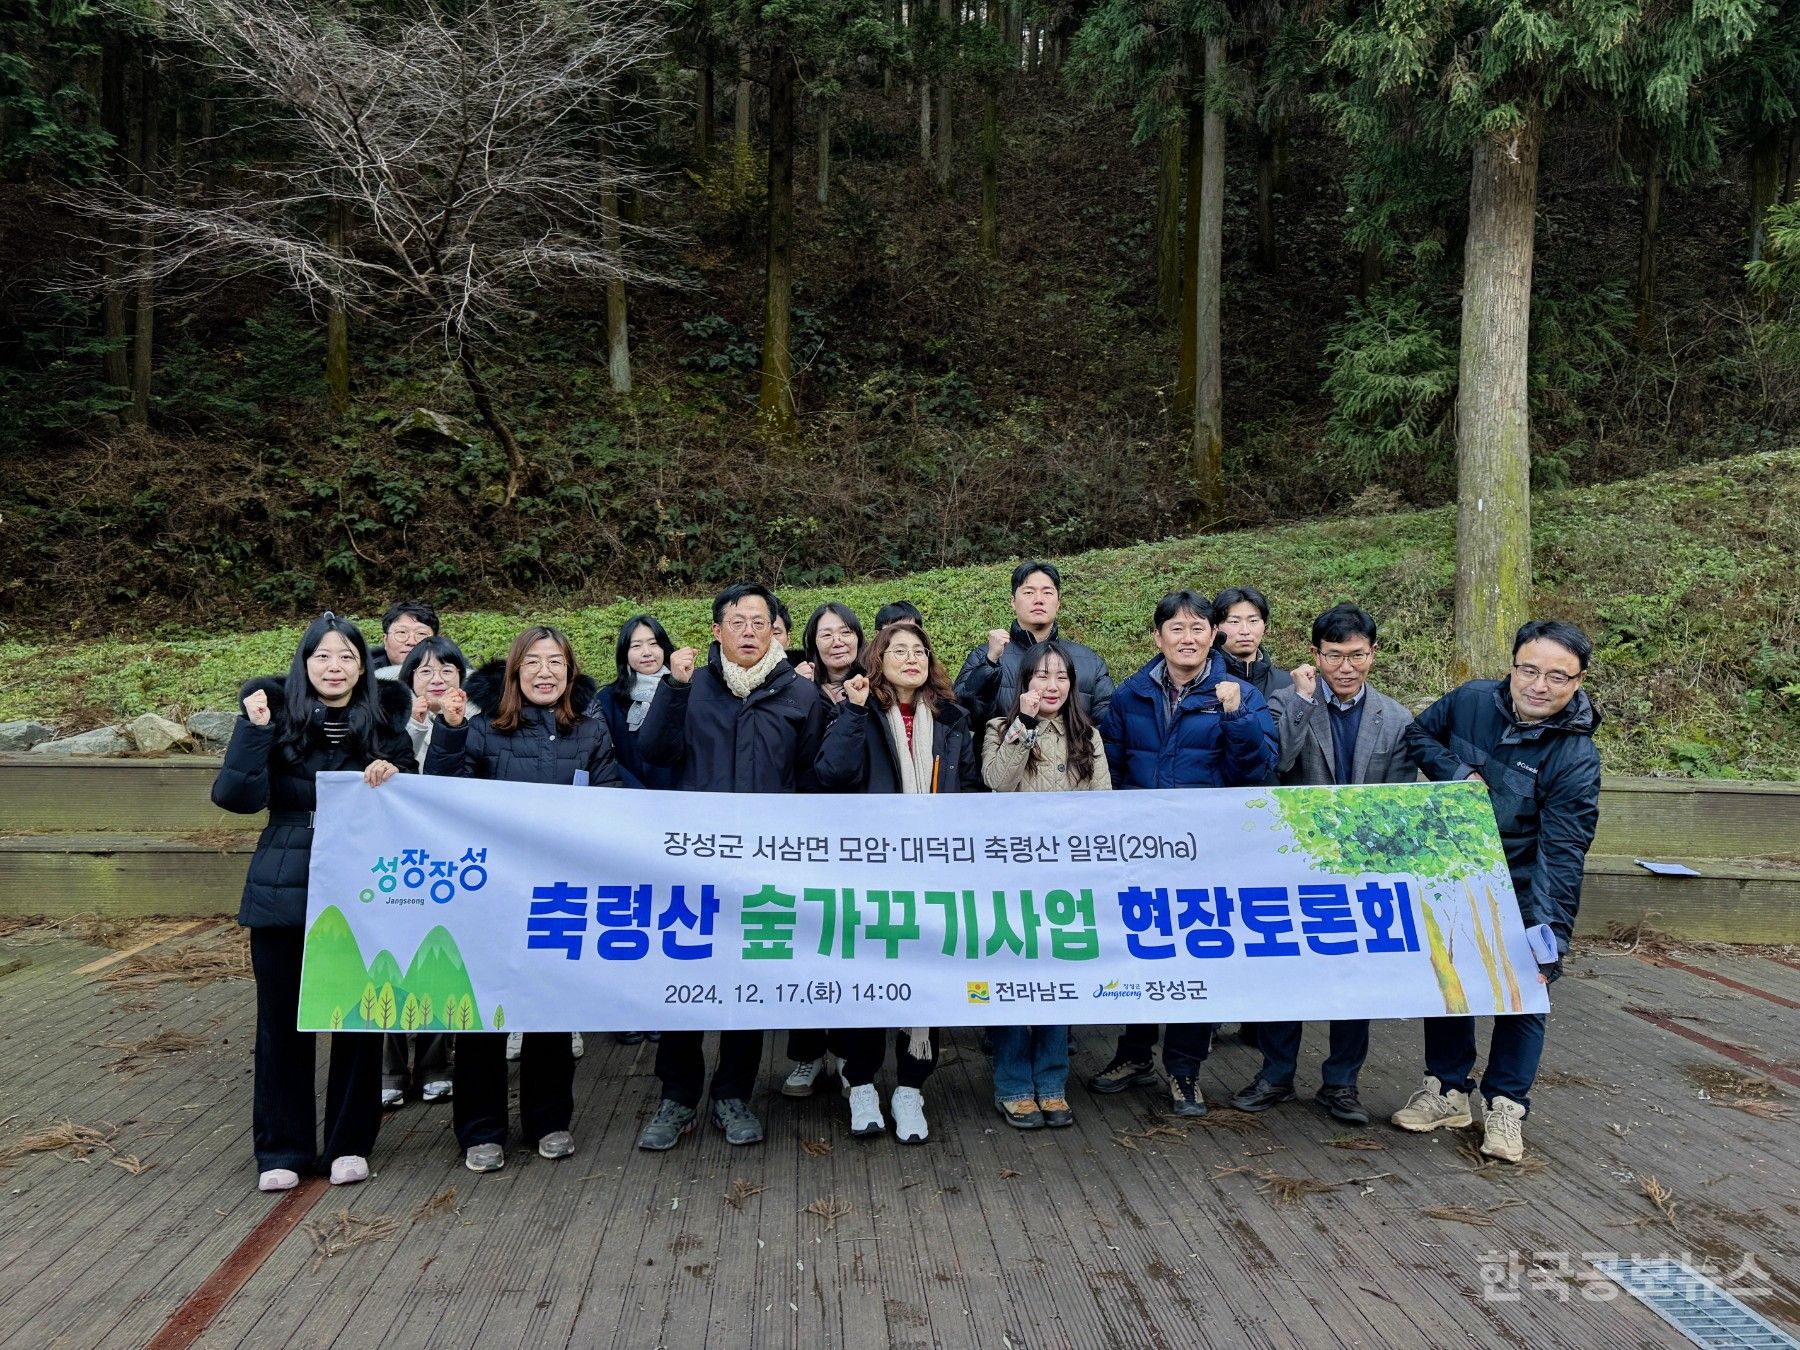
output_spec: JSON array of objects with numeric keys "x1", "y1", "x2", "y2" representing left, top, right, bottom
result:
[{"x1": 4, "y1": 450, "x2": 1796, "y2": 778}]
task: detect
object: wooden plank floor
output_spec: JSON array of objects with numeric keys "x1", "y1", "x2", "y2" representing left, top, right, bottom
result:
[{"x1": 1, "y1": 923, "x2": 1797, "y2": 1350}]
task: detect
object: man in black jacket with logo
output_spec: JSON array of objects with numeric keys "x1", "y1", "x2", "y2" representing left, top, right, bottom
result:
[
  {"x1": 1391, "y1": 619, "x2": 1603, "y2": 1165},
  {"x1": 635, "y1": 583, "x2": 828, "y2": 1150},
  {"x1": 954, "y1": 560, "x2": 1114, "y2": 731}
]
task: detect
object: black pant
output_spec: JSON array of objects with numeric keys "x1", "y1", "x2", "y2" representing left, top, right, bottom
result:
[
  {"x1": 382, "y1": 1033, "x2": 450, "y2": 1092},
  {"x1": 840, "y1": 1028, "x2": 941, "y2": 1089},
  {"x1": 1257, "y1": 1019, "x2": 1370, "y2": 1087},
  {"x1": 452, "y1": 1032, "x2": 573, "y2": 1149},
  {"x1": 250, "y1": 926, "x2": 381, "y2": 1172},
  {"x1": 655, "y1": 1030, "x2": 764, "y2": 1108},
  {"x1": 1116, "y1": 1022, "x2": 1159, "y2": 1062},
  {"x1": 1114, "y1": 1021, "x2": 1214, "y2": 1077},
  {"x1": 786, "y1": 1028, "x2": 830, "y2": 1062}
]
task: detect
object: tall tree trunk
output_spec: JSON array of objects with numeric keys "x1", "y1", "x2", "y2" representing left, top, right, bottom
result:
[
  {"x1": 816, "y1": 100, "x2": 831, "y2": 206},
  {"x1": 934, "y1": 0, "x2": 953, "y2": 189},
  {"x1": 1452, "y1": 111, "x2": 1541, "y2": 681},
  {"x1": 1155, "y1": 120, "x2": 1183, "y2": 324},
  {"x1": 1253, "y1": 124, "x2": 1276, "y2": 272},
  {"x1": 1749, "y1": 125, "x2": 1783, "y2": 263},
  {"x1": 696, "y1": 58, "x2": 714, "y2": 164},
  {"x1": 1027, "y1": 23, "x2": 1039, "y2": 73},
  {"x1": 602, "y1": 185, "x2": 630, "y2": 394},
  {"x1": 758, "y1": 46, "x2": 798, "y2": 439},
  {"x1": 1175, "y1": 99, "x2": 1202, "y2": 419},
  {"x1": 100, "y1": 34, "x2": 129, "y2": 393},
  {"x1": 1633, "y1": 141, "x2": 1663, "y2": 353},
  {"x1": 919, "y1": 79, "x2": 932, "y2": 165},
  {"x1": 128, "y1": 55, "x2": 159, "y2": 427},
  {"x1": 735, "y1": 47, "x2": 752, "y2": 153},
  {"x1": 198, "y1": 97, "x2": 216, "y2": 203},
  {"x1": 1189, "y1": 35, "x2": 1225, "y2": 521},
  {"x1": 979, "y1": 85, "x2": 999, "y2": 256},
  {"x1": 1784, "y1": 119, "x2": 1800, "y2": 203},
  {"x1": 325, "y1": 199, "x2": 351, "y2": 417},
  {"x1": 455, "y1": 339, "x2": 528, "y2": 506}
]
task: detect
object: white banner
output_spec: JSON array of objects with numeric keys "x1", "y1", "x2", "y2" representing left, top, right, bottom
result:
[{"x1": 298, "y1": 773, "x2": 1548, "y2": 1032}]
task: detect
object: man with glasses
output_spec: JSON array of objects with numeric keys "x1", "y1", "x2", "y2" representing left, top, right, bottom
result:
[
  {"x1": 634, "y1": 582, "x2": 828, "y2": 1151},
  {"x1": 1230, "y1": 604, "x2": 1417, "y2": 1126},
  {"x1": 1393, "y1": 619, "x2": 1603, "y2": 1164}
]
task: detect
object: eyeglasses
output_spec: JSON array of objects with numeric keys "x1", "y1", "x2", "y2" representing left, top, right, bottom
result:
[
  {"x1": 886, "y1": 646, "x2": 928, "y2": 661},
  {"x1": 1512, "y1": 663, "x2": 1579, "y2": 689},
  {"x1": 1317, "y1": 650, "x2": 1373, "y2": 668},
  {"x1": 722, "y1": 618, "x2": 770, "y2": 636}
]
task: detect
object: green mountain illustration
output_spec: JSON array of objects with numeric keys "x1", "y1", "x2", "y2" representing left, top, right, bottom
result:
[
  {"x1": 404, "y1": 926, "x2": 483, "y2": 1031},
  {"x1": 368, "y1": 948, "x2": 407, "y2": 998},
  {"x1": 299, "y1": 906, "x2": 372, "y2": 1029}
]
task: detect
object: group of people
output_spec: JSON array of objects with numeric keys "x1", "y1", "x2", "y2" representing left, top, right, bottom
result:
[{"x1": 211, "y1": 562, "x2": 1603, "y2": 1196}]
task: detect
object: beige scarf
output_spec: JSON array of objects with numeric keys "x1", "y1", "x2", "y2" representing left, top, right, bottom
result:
[
  {"x1": 719, "y1": 641, "x2": 787, "y2": 700},
  {"x1": 885, "y1": 695, "x2": 938, "y2": 1062}
]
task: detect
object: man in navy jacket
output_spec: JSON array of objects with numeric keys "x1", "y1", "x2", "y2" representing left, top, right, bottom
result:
[
  {"x1": 1090, "y1": 591, "x2": 1278, "y2": 1116},
  {"x1": 1392, "y1": 619, "x2": 1603, "y2": 1165}
]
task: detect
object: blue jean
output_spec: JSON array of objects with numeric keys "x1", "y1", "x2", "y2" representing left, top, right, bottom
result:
[
  {"x1": 1256, "y1": 1020, "x2": 1370, "y2": 1087},
  {"x1": 1423, "y1": 1014, "x2": 1546, "y2": 1114},
  {"x1": 991, "y1": 1025, "x2": 1069, "y2": 1101}
]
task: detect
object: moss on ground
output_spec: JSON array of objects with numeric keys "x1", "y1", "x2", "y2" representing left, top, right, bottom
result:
[{"x1": 4, "y1": 450, "x2": 1796, "y2": 778}]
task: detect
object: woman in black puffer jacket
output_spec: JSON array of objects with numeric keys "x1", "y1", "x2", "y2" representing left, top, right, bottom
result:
[
  {"x1": 425, "y1": 625, "x2": 622, "y2": 1173},
  {"x1": 211, "y1": 612, "x2": 416, "y2": 1194}
]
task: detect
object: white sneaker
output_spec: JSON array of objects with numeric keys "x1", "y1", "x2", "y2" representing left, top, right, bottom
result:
[
  {"x1": 1480, "y1": 1095, "x2": 1526, "y2": 1163},
  {"x1": 329, "y1": 1155, "x2": 369, "y2": 1185},
  {"x1": 505, "y1": 1032, "x2": 523, "y2": 1060},
  {"x1": 1390, "y1": 1074, "x2": 1473, "y2": 1132},
  {"x1": 570, "y1": 1032, "x2": 585, "y2": 1059},
  {"x1": 421, "y1": 1079, "x2": 452, "y2": 1102},
  {"x1": 380, "y1": 1088, "x2": 404, "y2": 1108},
  {"x1": 782, "y1": 1058, "x2": 825, "y2": 1098},
  {"x1": 848, "y1": 1083, "x2": 886, "y2": 1137},
  {"x1": 258, "y1": 1168, "x2": 299, "y2": 1192},
  {"x1": 890, "y1": 1087, "x2": 928, "y2": 1144}
]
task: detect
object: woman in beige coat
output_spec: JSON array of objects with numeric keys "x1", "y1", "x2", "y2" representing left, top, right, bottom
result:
[{"x1": 981, "y1": 641, "x2": 1110, "y2": 1128}]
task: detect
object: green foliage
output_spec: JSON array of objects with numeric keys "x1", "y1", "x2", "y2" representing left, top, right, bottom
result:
[
  {"x1": 492, "y1": 1004, "x2": 505, "y2": 1030},
  {"x1": 1322, "y1": 290, "x2": 1458, "y2": 476},
  {"x1": 1748, "y1": 201, "x2": 1800, "y2": 298},
  {"x1": 376, "y1": 981, "x2": 398, "y2": 1030},
  {"x1": 1265, "y1": 782, "x2": 1505, "y2": 880},
  {"x1": 0, "y1": 2, "x2": 116, "y2": 179}
]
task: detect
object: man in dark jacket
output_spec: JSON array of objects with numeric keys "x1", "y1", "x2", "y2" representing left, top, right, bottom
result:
[
  {"x1": 636, "y1": 583, "x2": 828, "y2": 1150},
  {"x1": 370, "y1": 599, "x2": 440, "y2": 673},
  {"x1": 1392, "y1": 619, "x2": 1603, "y2": 1165},
  {"x1": 1089, "y1": 591, "x2": 1278, "y2": 1117},
  {"x1": 954, "y1": 561, "x2": 1114, "y2": 731},
  {"x1": 1212, "y1": 586, "x2": 1293, "y2": 701},
  {"x1": 1230, "y1": 604, "x2": 1416, "y2": 1126}
]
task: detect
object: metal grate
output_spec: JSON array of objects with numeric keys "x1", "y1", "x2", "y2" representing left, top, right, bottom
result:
[{"x1": 1592, "y1": 1258, "x2": 1799, "y2": 1349}]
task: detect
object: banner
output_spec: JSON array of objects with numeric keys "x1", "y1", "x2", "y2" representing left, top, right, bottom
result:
[{"x1": 298, "y1": 774, "x2": 1548, "y2": 1032}]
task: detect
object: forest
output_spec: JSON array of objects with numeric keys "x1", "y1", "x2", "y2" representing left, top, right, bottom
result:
[{"x1": 1, "y1": 0, "x2": 1797, "y2": 677}]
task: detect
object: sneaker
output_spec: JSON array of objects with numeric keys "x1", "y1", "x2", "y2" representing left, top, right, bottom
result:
[
  {"x1": 997, "y1": 1098, "x2": 1043, "y2": 1130},
  {"x1": 782, "y1": 1058, "x2": 826, "y2": 1098},
  {"x1": 637, "y1": 1099, "x2": 697, "y2": 1151},
  {"x1": 570, "y1": 1032, "x2": 585, "y2": 1059},
  {"x1": 1480, "y1": 1095, "x2": 1526, "y2": 1163},
  {"x1": 890, "y1": 1086, "x2": 928, "y2": 1144},
  {"x1": 1169, "y1": 1074, "x2": 1207, "y2": 1117},
  {"x1": 380, "y1": 1088, "x2": 404, "y2": 1108},
  {"x1": 712, "y1": 1098, "x2": 764, "y2": 1146},
  {"x1": 1229, "y1": 1076, "x2": 1296, "y2": 1113},
  {"x1": 464, "y1": 1143, "x2": 505, "y2": 1173},
  {"x1": 421, "y1": 1079, "x2": 452, "y2": 1103},
  {"x1": 1086, "y1": 1056, "x2": 1158, "y2": 1095},
  {"x1": 1316, "y1": 1084, "x2": 1370, "y2": 1126},
  {"x1": 1390, "y1": 1075, "x2": 1473, "y2": 1133},
  {"x1": 1038, "y1": 1096, "x2": 1074, "y2": 1129},
  {"x1": 505, "y1": 1032, "x2": 523, "y2": 1061},
  {"x1": 328, "y1": 1155, "x2": 369, "y2": 1186},
  {"x1": 647, "y1": 1032, "x2": 661, "y2": 1043},
  {"x1": 257, "y1": 1168, "x2": 299, "y2": 1192},
  {"x1": 616, "y1": 1031, "x2": 647, "y2": 1045},
  {"x1": 848, "y1": 1083, "x2": 886, "y2": 1137},
  {"x1": 537, "y1": 1130, "x2": 575, "y2": 1160}
]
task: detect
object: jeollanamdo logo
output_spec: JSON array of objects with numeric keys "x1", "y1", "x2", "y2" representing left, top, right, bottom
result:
[
  {"x1": 966, "y1": 981, "x2": 990, "y2": 1004},
  {"x1": 1093, "y1": 978, "x2": 1144, "y2": 1000},
  {"x1": 359, "y1": 846, "x2": 491, "y2": 906}
]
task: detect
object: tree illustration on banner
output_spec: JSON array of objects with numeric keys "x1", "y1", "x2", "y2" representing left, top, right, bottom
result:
[
  {"x1": 1257, "y1": 783, "x2": 1519, "y2": 1014},
  {"x1": 298, "y1": 906, "x2": 484, "y2": 1030}
]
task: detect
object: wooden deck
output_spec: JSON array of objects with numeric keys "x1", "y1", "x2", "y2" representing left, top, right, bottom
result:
[{"x1": 1, "y1": 922, "x2": 1797, "y2": 1349}]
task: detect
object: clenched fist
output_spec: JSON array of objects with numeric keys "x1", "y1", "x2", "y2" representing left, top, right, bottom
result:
[
  {"x1": 844, "y1": 674, "x2": 871, "y2": 707},
  {"x1": 440, "y1": 688, "x2": 468, "y2": 727},
  {"x1": 1216, "y1": 679, "x2": 1242, "y2": 714},
  {"x1": 986, "y1": 629, "x2": 1010, "y2": 663},
  {"x1": 1290, "y1": 664, "x2": 1318, "y2": 701},
  {"x1": 670, "y1": 647, "x2": 698, "y2": 685},
  {"x1": 1017, "y1": 688, "x2": 1043, "y2": 719},
  {"x1": 243, "y1": 690, "x2": 272, "y2": 726}
]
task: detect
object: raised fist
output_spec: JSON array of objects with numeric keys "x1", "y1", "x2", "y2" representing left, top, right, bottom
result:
[
  {"x1": 243, "y1": 690, "x2": 272, "y2": 726},
  {"x1": 793, "y1": 660, "x2": 816, "y2": 682},
  {"x1": 670, "y1": 647, "x2": 698, "y2": 684},
  {"x1": 440, "y1": 688, "x2": 468, "y2": 727},
  {"x1": 1216, "y1": 679, "x2": 1242, "y2": 714},
  {"x1": 844, "y1": 674, "x2": 871, "y2": 707},
  {"x1": 1290, "y1": 664, "x2": 1318, "y2": 701},
  {"x1": 986, "y1": 629, "x2": 1009, "y2": 663},
  {"x1": 1017, "y1": 688, "x2": 1043, "y2": 719},
  {"x1": 411, "y1": 695, "x2": 431, "y2": 722}
]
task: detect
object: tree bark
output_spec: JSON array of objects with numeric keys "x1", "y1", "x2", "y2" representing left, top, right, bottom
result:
[
  {"x1": 1452, "y1": 110, "x2": 1541, "y2": 681},
  {"x1": 919, "y1": 78, "x2": 932, "y2": 166},
  {"x1": 979, "y1": 85, "x2": 999, "y2": 256},
  {"x1": 1155, "y1": 120, "x2": 1183, "y2": 325},
  {"x1": 1749, "y1": 124, "x2": 1783, "y2": 264},
  {"x1": 602, "y1": 183, "x2": 630, "y2": 394},
  {"x1": 100, "y1": 33, "x2": 129, "y2": 392},
  {"x1": 817, "y1": 100, "x2": 831, "y2": 206},
  {"x1": 128, "y1": 55, "x2": 159, "y2": 427},
  {"x1": 934, "y1": 0, "x2": 953, "y2": 189},
  {"x1": 456, "y1": 340, "x2": 528, "y2": 506},
  {"x1": 1784, "y1": 119, "x2": 1800, "y2": 203},
  {"x1": 1175, "y1": 99, "x2": 1202, "y2": 419},
  {"x1": 758, "y1": 46, "x2": 798, "y2": 439},
  {"x1": 1254, "y1": 124, "x2": 1276, "y2": 272},
  {"x1": 696, "y1": 58, "x2": 713, "y2": 164},
  {"x1": 1027, "y1": 23, "x2": 1039, "y2": 74},
  {"x1": 325, "y1": 199, "x2": 351, "y2": 417},
  {"x1": 1190, "y1": 35, "x2": 1225, "y2": 522},
  {"x1": 1358, "y1": 235, "x2": 1383, "y2": 298},
  {"x1": 1633, "y1": 141, "x2": 1662, "y2": 353},
  {"x1": 735, "y1": 47, "x2": 752, "y2": 153}
]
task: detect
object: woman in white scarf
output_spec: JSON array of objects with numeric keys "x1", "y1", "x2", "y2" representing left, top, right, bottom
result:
[{"x1": 813, "y1": 621, "x2": 982, "y2": 1144}]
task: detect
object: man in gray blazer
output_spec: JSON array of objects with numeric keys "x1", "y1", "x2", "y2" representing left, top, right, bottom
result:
[{"x1": 1230, "y1": 603, "x2": 1417, "y2": 1125}]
